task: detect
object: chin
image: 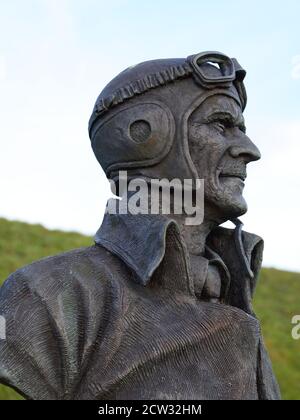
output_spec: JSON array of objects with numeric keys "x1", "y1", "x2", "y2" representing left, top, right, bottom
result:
[
  {"x1": 207, "y1": 192, "x2": 248, "y2": 222},
  {"x1": 221, "y1": 195, "x2": 248, "y2": 219},
  {"x1": 212, "y1": 179, "x2": 248, "y2": 219}
]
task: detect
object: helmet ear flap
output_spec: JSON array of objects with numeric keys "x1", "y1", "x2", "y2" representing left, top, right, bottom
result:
[{"x1": 91, "y1": 101, "x2": 175, "y2": 179}]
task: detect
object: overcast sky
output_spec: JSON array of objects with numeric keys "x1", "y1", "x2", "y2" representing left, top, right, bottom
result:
[{"x1": 0, "y1": 0, "x2": 299, "y2": 272}]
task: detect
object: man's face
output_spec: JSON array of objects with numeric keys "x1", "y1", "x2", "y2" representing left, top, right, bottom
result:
[{"x1": 188, "y1": 94, "x2": 261, "y2": 221}]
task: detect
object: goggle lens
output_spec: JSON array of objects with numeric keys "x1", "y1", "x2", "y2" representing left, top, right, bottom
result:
[{"x1": 187, "y1": 51, "x2": 235, "y2": 85}]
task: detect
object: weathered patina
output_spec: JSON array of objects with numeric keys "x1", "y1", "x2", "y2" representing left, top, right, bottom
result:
[{"x1": 0, "y1": 51, "x2": 280, "y2": 400}]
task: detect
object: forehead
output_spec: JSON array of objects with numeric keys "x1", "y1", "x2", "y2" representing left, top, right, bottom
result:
[{"x1": 190, "y1": 94, "x2": 243, "y2": 121}]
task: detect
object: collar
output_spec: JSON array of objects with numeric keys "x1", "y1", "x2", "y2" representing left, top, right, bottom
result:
[
  {"x1": 94, "y1": 200, "x2": 264, "y2": 310},
  {"x1": 94, "y1": 209, "x2": 180, "y2": 286}
]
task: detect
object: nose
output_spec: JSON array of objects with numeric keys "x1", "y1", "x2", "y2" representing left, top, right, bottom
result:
[{"x1": 229, "y1": 133, "x2": 261, "y2": 163}]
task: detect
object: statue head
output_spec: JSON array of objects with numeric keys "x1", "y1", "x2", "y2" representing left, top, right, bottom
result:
[{"x1": 89, "y1": 51, "x2": 260, "y2": 222}]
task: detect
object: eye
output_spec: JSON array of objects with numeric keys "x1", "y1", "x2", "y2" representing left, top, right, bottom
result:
[{"x1": 213, "y1": 121, "x2": 226, "y2": 133}]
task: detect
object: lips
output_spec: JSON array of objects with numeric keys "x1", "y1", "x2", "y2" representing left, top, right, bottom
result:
[{"x1": 219, "y1": 172, "x2": 246, "y2": 181}]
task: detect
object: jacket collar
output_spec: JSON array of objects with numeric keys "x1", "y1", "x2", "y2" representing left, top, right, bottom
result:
[
  {"x1": 95, "y1": 209, "x2": 179, "y2": 286},
  {"x1": 94, "y1": 200, "x2": 264, "y2": 310}
]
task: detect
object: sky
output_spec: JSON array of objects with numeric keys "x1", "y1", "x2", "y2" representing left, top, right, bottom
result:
[{"x1": 0, "y1": 0, "x2": 299, "y2": 271}]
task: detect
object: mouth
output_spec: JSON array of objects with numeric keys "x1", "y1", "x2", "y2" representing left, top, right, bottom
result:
[{"x1": 219, "y1": 172, "x2": 247, "y2": 182}]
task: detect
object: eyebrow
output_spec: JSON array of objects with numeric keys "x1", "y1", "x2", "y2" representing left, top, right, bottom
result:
[{"x1": 202, "y1": 111, "x2": 246, "y2": 129}]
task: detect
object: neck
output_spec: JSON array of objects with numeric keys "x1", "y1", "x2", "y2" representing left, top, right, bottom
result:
[
  {"x1": 167, "y1": 198, "x2": 228, "y2": 255},
  {"x1": 168, "y1": 213, "x2": 218, "y2": 256},
  {"x1": 123, "y1": 190, "x2": 223, "y2": 256}
]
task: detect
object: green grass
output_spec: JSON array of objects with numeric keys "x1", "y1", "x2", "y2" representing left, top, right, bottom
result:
[
  {"x1": 254, "y1": 268, "x2": 300, "y2": 400},
  {"x1": 0, "y1": 217, "x2": 299, "y2": 400}
]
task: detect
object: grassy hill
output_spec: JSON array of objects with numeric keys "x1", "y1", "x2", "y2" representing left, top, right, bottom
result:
[{"x1": 0, "y1": 217, "x2": 299, "y2": 400}]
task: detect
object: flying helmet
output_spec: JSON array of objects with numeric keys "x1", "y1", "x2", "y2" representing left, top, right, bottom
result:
[{"x1": 89, "y1": 51, "x2": 247, "y2": 184}]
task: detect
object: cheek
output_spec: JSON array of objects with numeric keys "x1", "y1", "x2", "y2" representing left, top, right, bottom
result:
[{"x1": 188, "y1": 125, "x2": 227, "y2": 176}]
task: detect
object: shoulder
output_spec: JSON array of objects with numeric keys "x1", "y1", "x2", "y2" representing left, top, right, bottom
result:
[
  {"x1": 0, "y1": 244, "x2": 128, "y2": 400},
  {"x1": 1, "y1": 244, "x2": 124, "y2": 301}
]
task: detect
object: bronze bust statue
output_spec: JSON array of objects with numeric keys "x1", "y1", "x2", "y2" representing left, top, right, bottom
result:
[{"x1": 0, "y1": 51, "x2": 280, "y2": 400}]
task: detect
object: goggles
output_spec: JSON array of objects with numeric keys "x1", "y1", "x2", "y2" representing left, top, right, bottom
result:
[{"x1": 187, "y1": 51, "x2": 246, "y2": 87}]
